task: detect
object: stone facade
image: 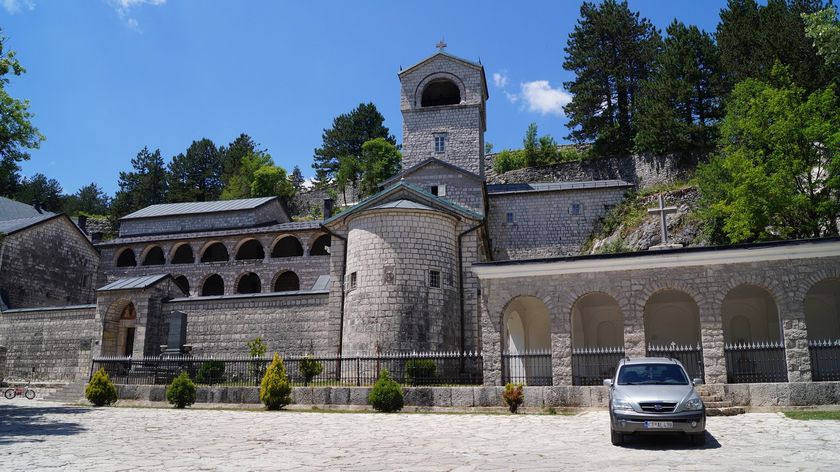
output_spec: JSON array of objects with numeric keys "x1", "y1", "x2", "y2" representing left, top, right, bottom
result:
[{"x1": 0, "y1": 345, "x2": 6, "y2": 385}]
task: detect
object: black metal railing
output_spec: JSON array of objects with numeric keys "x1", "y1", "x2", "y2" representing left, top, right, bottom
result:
[
  {"x1": 501, "y1": 350, "x2": 552, "y2": 386},
  {"x1": 647, "y1": 343, "x2": 705, "y2": 381},
  {"x1": 809, "y1": 340, "x2": 840, "y2": 381},
  {"x1": 724, "y1": 341, "x2": 788, "y2": 383},
  {"x1": 90, "y1": 351, "x2": 484, "y2": 387},
  {"x1": 572, "y1": 346, "x2": 625, "y2": 386}
]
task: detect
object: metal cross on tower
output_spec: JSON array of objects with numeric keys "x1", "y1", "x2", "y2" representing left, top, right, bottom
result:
[
  {"x1": 436, "y1": 39, "x2": 447, "y2": 51},
  {"x1": 647, "y1": 194, "x2": 679, "y2": 247}
]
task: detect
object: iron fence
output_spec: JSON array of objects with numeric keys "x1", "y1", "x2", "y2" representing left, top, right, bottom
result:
[
  {"x1": 501, "y1": 350, "x2": 552, "y2": 386},
  {"x1": 90, "y1": 351, "x2": 484, "y2": 387},
  {"x1": 571, "y1": 346, "x2": 625, "y2": 386},
  {"x1": 724, "y1": 341, "x2": 788, "y2": 383},
  {"x1": 809, "y1": 340, "x2": 840, "y2": 381},
  {"x1": 647, "y1": 343, "x2": 705, "y2": 381}
]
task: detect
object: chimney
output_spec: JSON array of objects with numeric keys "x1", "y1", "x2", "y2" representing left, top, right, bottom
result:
[
  {"x1": 78, "y1": 215, "x2": 88, "y2": 234},
  {"x1": 33, "y1": 202, "x2": 42, "y2": 214},
  {"x1": 323, "y1": 198, "x2": 334, "y2": 219}
]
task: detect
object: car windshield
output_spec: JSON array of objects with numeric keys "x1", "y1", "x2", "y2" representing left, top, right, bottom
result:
[{"x1": 617, "y1": 363, "x2": 689, "y2": 385}]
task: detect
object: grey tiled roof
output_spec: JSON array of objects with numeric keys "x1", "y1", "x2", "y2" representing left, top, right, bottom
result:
[
  {"x1": 121, "y1": 197, "x2": 278, "y2": 220},
  {"x1": 0, "y1": 213, "x2": 57, "y2": 235},
  {"x1": 486, "y1": 180, "x2": 633, "y2": 195},
  {"x1": 97, "y1": 274, "x2": 170, "y2": 292},
  {"x1": 96, "y1": 220, "x2": 324, "y2": 247},
  {"x1": 0, "y1": 196, "x2": 52, "y2": 221}
]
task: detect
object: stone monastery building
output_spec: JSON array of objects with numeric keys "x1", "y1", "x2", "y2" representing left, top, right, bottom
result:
[{"x1": 1, "y1": 49, "x2": 839, "y2": 399}]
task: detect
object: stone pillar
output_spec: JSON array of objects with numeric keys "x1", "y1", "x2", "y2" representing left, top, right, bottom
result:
[
  {"x1": 623, "y1": 295, "x2": 646, "y2": 358},
  {"x1": 699, "y1": 305, "x2": 727, "y2": 384},
  {"x1": 783, "y1": 317, "x2": 812, "y2": 383},
  {"x1": 552, "y1": 331, "x2": 573, "y2": 386},
  {"x1": 480, "y1": 288, "x2": 502, "y2": 386}
]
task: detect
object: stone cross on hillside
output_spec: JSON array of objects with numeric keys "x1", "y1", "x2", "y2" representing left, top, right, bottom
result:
[{"x1": 648, "y1": 194, "x2": 682, "y2": 250}]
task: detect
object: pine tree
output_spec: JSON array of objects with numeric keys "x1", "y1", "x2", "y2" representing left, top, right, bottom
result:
[
  {"x1": 168, "y1": 138, "x2": 224, "y2": 203},
  {"x1": 563, "y1": 0, "x2": 661, "y2": 156},
  {"x1": 289, "y1": 166, "x2": 305, "y2": 193},
  {"x1": 110, "y1": 147, "x2": 169, "y2": 218}
]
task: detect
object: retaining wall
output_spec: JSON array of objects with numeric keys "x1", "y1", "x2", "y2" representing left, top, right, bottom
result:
[{"x1": 0, "y1": 346, "x2": 6, "y2": 385}]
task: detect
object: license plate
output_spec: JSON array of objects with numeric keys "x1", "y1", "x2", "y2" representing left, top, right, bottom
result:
[{"x1": 644, "y1": 421, "x2": 673, "y2": 429}]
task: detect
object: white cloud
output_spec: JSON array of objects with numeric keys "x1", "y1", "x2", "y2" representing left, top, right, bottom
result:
[
  {"x1": 504, "y1": 91, "x2": 519, "y2": 104},
  {"x1": 519, "y1": 80, "x2": 571, "y2": 116},
  {"x1": 1, "y1": 0, "x2": 35, "y2": 14},
  {"x1": 492, "y1": 72, "x2": 508, "y2": 88},
  {"x1": 108, "y1": 0, "x2": 166, "y2": 30}
]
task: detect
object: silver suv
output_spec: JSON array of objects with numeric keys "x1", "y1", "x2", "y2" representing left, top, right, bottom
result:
[{"x1": 604, "y1": 357, "x2": 706, "y2": 446}]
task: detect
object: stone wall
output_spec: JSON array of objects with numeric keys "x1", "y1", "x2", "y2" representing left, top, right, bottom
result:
[
  {"x1": 487, "y1": 185, "x2": 630, "y2": 259},
  {"x1": 0, "y1": 216, "x2": 101, "y2": 309},
  {"x1": 0, "y1": 305, "x2": 97, "y2": 381},
  {"x1": 291, "y1": 185, "x2": 360, "y2": 217},
  {"x1": 0, "y1": 345, "x2": 6, "y2": 385},
  {"x1": 119, "y1": 199, "x2": 288, "y2": 237},
  {"x1": 401, "y1": 161, "x2": 485, "y2": 213},
  {"x1": 163, "y1": 292, "x2": 337, "y2": 355}
]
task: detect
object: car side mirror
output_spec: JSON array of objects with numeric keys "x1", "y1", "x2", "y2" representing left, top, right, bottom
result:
[
  {"x1": 603, "y1": 379, "x2": 613, "y2": 387},
  {"x1": 692, "y1": 378, "x2": 703, "y2": 385}
]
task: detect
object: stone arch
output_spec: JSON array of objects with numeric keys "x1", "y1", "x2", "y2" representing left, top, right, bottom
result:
[
  {"x1": 173, "y1": 275, "x2": 190, "y2": 296},
  {"x1": 804, "y1": 278, "x2": 840, "y2": 341},
  {"x1": 501, "y1": 295, "x2": 552, "y2": 385},
  {"x1": 235, "y1": 272, "x2": 262, "y2": 294},
  {"x1": 115, "y1": 248, "x2": 137, "y2": 267},
  {"x1": 643, "y1": 289, "x2": 701, "y2": 347},
  {"x1": 235, "y1": 238, "x2": 265, "y2": 261},
  {"x1": 170, "y1": 243, "x2": 195, "y2": 264},
  {"x1": 721, "y1": 284, "x2": 782, "y2": 344},
  {"x1": 200, "y1": 241, "x2": 229, "y2": 263},
  {"x1": 271, "y1": 235, "x2": 303, "y2": 258},
  {"x1": 570, "y1": 292, "x2": 624, "y2": 348},
  {"x1": 140, "y1": 245, "x2": 165, "y2": 266},
  {"x1": 101, "y1": 299, "x2": 137, "y2": 357},
  {"x1": 200, "y1": 274, "x2": 224, "y2": 296},
  {"x1": 309, "y1": 234, "x2": 331, "y2": 256},
  {"x1": 273, "y1": 271, "x2": 300, "y2": 292},
  {"x1": 415, "y1": 72, "x2": 466, "y2": 107}
]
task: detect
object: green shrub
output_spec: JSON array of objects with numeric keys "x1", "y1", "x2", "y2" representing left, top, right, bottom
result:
[
  {"x1": 368, "y1": 369, "x2": 404, "y2": 413},
  {"x1": 166, "y1": 371, "x2": 196, "y2": 409},
  {"x1": 195, "y1": 361, "x2": 226, "y2": 385},
  {"x1": 405, "y1": 359, "x2": 436, "y2": 385},
  {"x1": 504, "y1": 383, "x2": 524, "y2": 414},
  {"x1": 85, "y1": 368, "x2": 118, "y2": 406},
  {"x1": 298, "y1": 355, "x2": 323, "y2": 386},
  {"x1": 260, "y1": 353, "x2": 292, "y2": 410}
]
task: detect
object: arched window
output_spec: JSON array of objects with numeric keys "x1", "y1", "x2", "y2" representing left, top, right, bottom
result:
[
  {"x1": 116, "y1": 248, "x2": 137, "y2": 267},
  {"x1": 236, "y1": 239, "x2": 265, "y2": 260},
  {"x1": 571, "y1": 292, "x2": 624, "y2": 349},
  {"x1": 805, "y1": 278, "x2": 840, "y2": 342},
  {"x1": 272, "y1": 236, "x2": 303, "y2": 258},
  {"x1": 309, "y1": 234, "x2": 331, "y2": 256},
  {"x1": 201, "y1": 274, "x2": 224, "y2": 296},
  {"x1": 502, "y1": 295, "x2": 552, "y2": 386},
  {"x1": 142, "y1": 246, "x2": 165, "y2": 266},
  {"x1": 236, "y1": 272, "x2": 262, "y2": 294},
  {"x1": 201, "y1": 242, "x2": 229, "y2": 263},
  {"x1": 171, "y1": 244, "x2": 194, "y2": 264},
  {"x1": 173, "y1": 275, "x2": 190, "y2": 296},
  {"x1": 274, "y1": 271, "x2": 300, "y2": 292},
  {"x1": 722, "y1": 284, "x2": 782, "y2": 344},
  {"x1": 421, "y1": 79, "x2": 461, "y2": 107}
]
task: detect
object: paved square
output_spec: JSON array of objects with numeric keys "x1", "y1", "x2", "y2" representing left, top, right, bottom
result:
[{"x1": 1, "y1": 399, "x2": 839, "y2": 471}]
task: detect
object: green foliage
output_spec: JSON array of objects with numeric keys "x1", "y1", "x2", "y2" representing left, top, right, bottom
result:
[
  {"x1": 803, "y1": 6, "x2": 840, "y2": 67},
  {"x1": 697, "y1": 67, "x2": 840, "y2": 243},
  {"x1": 596, "y1": 238, "x2": 632, "y2": 254},
  {"x1": 260, "y1": 353, "x2": 292, "y2": 410},
  {"x1": 220, "y1": 133, "x2": 261, "y2": 186},
  {"x1": 494, "y1": 125, "x2": 584, "y2": 174},
  {"x1": 493, "y1": 149, "x2": 527, "y2": 174},
  {"x1": 563, "y1": 0, "x2": 660, "y2": 156},
  {"x1": 195, "y1": 361, "x2": 226, "y2": 385},
  {"x1": 85, "y1": 368, "x2": 118, "y2": 407},
  {"x1": 251, "y1": 165, "x2": 294, "y2": 198},
  {"x1": 168, "y1": 138, "x2": 224, "y2": 203},
  {"x1": 247, "y1": 336, "x2": 267, "y2": 358},
  {"x1": 358, "y1": 138, "x2": 401, "y2": 197},
  {"x1": 298, "y1": 355, "x2": 324, "y2": 386},
  {"x1": 635, "y1": 21, "x2": 724, "y2": 156},
  {"x1": 503, "y1": 383, "x2": 524, "y2": 414},
  {"x1": 289, "y1": 166, "x2": 305, "y2": 193},
  {"x1": 15, "y1": 173, "x2": 62, "y2": 211},
  {"x1": 220, "y1": 152, "x2": 273, "y2": 199},
  {"x1": 166, "y1": 371, "x2": 196, "y2": 409},
  {"x1": 368, "y1": 369, "x2": 404, "y2": 413},
  {"x1": 405, "y1": 359, "x2": 436, "y2": 385},
  {"x1": 110, "y1": 147, "x2": 169, "y2": 219},
  {"x1": 62, "y1": 183, "x2": 110, "y2": 216}
]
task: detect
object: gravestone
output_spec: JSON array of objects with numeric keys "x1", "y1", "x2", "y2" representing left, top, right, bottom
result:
[{"x1": 161, "y1": 311, "x2": 188, "y2": 357}]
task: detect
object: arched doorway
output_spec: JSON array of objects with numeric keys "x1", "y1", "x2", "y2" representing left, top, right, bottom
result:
[
  {"x1": 272, "y1": 236, "x2": 303, "y2": 258},
  {"x1": 101, "y1": 300, "x2": 137, "y2": 357},
  {"x1": 171, "y1": 244, "x2": 194, "y2": 264},
  {"x1": 115, "y1": 248, "x2": 136, "y2": 267},
  {"x1": 173, "y1": 275, "x2": 190, "y2": 296},
  {"x1": 201, "y1": 242, "x2": 229, "y2": 263},
  {"x1": 201, "y1": 274, "x2": 224, "y2": 296},
  {"x1": 570, "y1": 293, "x2": 624, "y2": 385},
  {"x1": 804, "y1": 278, "x2": 840, "y2": 381},
  {"x1": 643, "y1": 289, "x2": 703, "y2": 380},
  {"x1": 273, "y1": 271, "x2": 300, "y2": 292},
  {"x1": 309, "y1": 234, "x2": 331, "y2": 256},
  {"x1": 236, "y1": 239, "x2": 265, "y2": 260},
  {"x1": 722, "y1": 284, "x2": 787, "y2": 383},
  {"x1": 141, "y1": 246, "x2": 165, "y2": 266},
  {"x1": 502, "y1": 296, "x2": 551, "y2": 385},
  {"x1": 236, "y1": 272, "x2": 262, "y2": 294}
]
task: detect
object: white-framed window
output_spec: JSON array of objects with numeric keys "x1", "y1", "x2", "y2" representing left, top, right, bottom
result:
[
  {"x1": 434, "y1": 134, "x2": 447, "y2": 153},
  {"x1": 570, "y1": 203, "x2": 582, "y2": 216},
  {"x1": 430, "y1": 184, "x2": 447, "y2": 197},
  {"x1": 429, "y1": 269, "x2": 441, "y2": 288}
]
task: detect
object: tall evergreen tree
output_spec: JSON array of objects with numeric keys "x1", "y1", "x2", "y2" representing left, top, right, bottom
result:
[
  {"x1": 168, "y1": 138, "x2": 224, "y2": 202},
  {"x1": 312, "y1": 103, "x2": 394, "y2": 183},
  {"x1": 111, "y1": 147, "x2": 169, "y2": 218},
  {"x1": 63, "y1": 183, "x2": 110, "y2": 216},
  {"x1": 220, "y1": 133, "x2": 262, "y2": 186},
  {"x1": 635, "y1": 21, "x2": 725, "y2": 155},
  {"x1": 563, "y1": 0, "x2": 661, "y2": 156},
  {"x1": 289, "y1": 166, "x2": 305, "y2": 193},
  {"x1": 15, "y1": 173, "x2": 62, "y2": 212}
]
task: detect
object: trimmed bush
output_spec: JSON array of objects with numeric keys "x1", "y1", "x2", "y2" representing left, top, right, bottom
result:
[
  {"x1": 405, "y1": 359, "x2": 436, "y2": 385},
  {"x1": 368, "y1": 369, "x2": 404, "y2": 413},
  {"x1": 85, "y1": 368, "x2": 118, "y2": 406},
  {"x1": 196, "y1": 360, "x2": 225, "y2": 385},
  {"x1": 298, "y1": 355, "x2": 323, "y2": 386},
  {"x1": 504, "y1": 383, "x2": 524, "y2": 414},
  {"x1": 260, "y1": 353, "x2": 292, "y2": 410},
  {"x1": 166, "y1": 371, "x2": 196, "y2": 409}
]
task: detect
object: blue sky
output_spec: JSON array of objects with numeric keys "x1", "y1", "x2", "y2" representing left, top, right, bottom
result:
[{"x1": 2, "y1": 0, "x2": 727, "y2": 195}]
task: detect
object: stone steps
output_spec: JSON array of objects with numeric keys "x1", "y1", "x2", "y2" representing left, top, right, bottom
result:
[
  {"x1": 698, "y1": 389, "x2": 746, "y2": 416},
  {"x1": 706, "y1": 406, "x2": 747, "y2": 416}
]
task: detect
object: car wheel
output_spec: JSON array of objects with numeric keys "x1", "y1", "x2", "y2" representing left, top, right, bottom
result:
[
  {"x1": 690, "y1": 432, "x2": 705, "y2": 446},
  {"x1": 610, "y1": 429, "x2": 624, "y2": 446}
]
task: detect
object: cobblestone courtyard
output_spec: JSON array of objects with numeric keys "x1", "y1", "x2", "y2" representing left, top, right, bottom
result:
[{"x1": 2, "y1": 399, "x2": 840, "y2": 471}]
